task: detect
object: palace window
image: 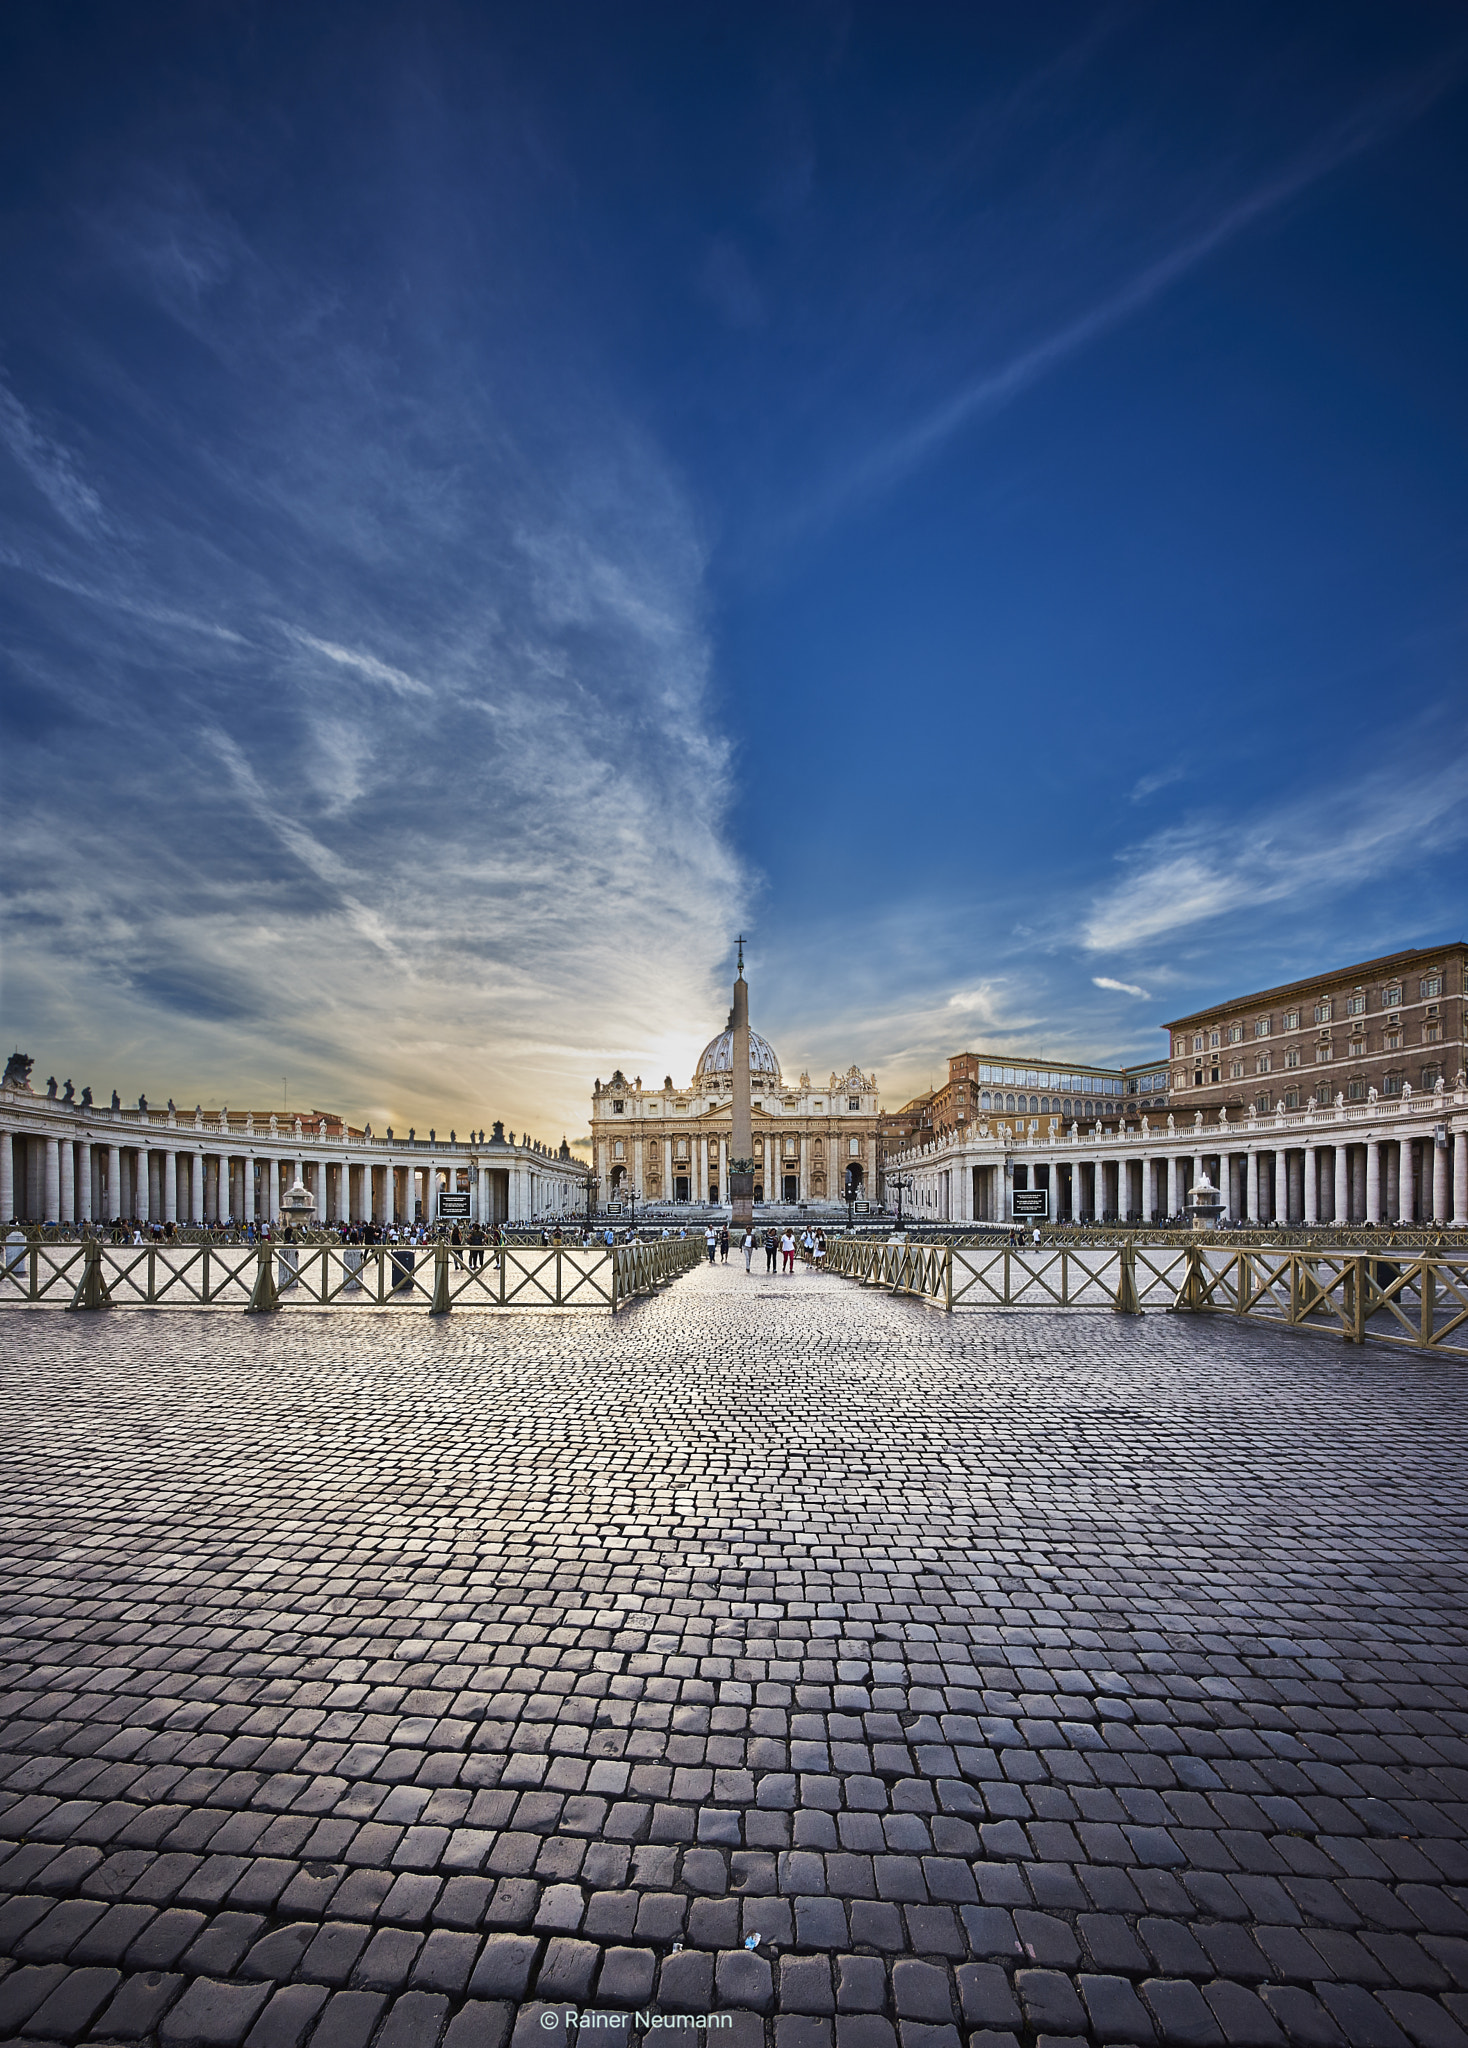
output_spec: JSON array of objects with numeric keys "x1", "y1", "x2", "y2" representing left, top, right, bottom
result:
[
  {"x1": 1423, "y1": 1064, "x2": 1442, "y2": 1088},
  {"x1": 1346, "y1": 993, "x2": 1365, "y2": 1016},
  {"x1": 1314, "y1": 1000, "x2": 1332, "y2": 1023},
  {"x1": 1285, "y1": 1047, "x2": 1300, "y2": 1069},
  {"x1": 1209, "y1": 1029, "x2": 1220, "y2": 1048},
  {"x1": 1386, "y1": 1030, "x2": 1401, "y2": 1051},
  {"x1": 1228, "y1": 1023, "x2": 1242, "y2": 1044},
  {"x1": 1425, "y1": 1023, "x2": 1441, "y2": 1044},
  {"x1": 1230, "y1": 1060, "x2": 1244, "y2": 1080},
  {"x1": 1255, "y1": 1053, "x2": 1272, "y2": 1075},
  {"x1": 1314, "y1": 1082, "x2": 1331, "y2": 1106},
  {"x1": 1192, "y1": 1034, "x2": 1204, "y2": 1053},
  {"x1": 1283, "y1": 1088, "x2": 1299, "y2": 1109},
  {"x1": 1315, "y1": 1042, "x2": 1331, "y2": 1062},
  {"x1": 1384, "y1": 985, "x2": 1401, "y2": 1007},
  {"x1": 1384, "y1": 1072, "x2": 1402, "y2": 1096},
  {"x1": 1255, "y1": 1017, "x2": 1272, "y2": 1037},
  {"x1": 980, "y1": 1091, "x2": 991, "y2": 1111},
  {"x1": 1421, "y1": 974, "x2": 1442, "y2": 999},
  {"x1": 1348, "y1": 1078, "x2": 1366, "y2": 1100},
  {"x1": 1255, "y1": 1091, "x2": 1272, "y2": 1112},
  {"x1": 1284, "y1": 1010, "x2": 1300, "y2": 1030}
]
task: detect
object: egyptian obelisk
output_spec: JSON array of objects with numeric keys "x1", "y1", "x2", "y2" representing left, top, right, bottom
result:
[{"x1": 729, "y1": 937, "x2": 755, "y2": 1228}]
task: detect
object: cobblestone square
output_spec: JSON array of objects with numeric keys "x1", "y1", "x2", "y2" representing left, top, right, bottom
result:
[{"x1": 2, "y1": 1265, "x2": 1467, "y2": 2048}]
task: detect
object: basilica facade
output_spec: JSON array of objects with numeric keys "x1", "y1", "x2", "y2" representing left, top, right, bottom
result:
[{"x1": 590, "y1": 1024, "x2": 881, "y2": 1210}]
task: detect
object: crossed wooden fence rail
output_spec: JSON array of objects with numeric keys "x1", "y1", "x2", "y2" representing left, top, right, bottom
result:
[
  {"x1": 0, "y1": 1233, "x2": 704, "y2": 1315},
  {"x1": 822, "y1": 1237, "x2": 1468, "y2": 1356}
]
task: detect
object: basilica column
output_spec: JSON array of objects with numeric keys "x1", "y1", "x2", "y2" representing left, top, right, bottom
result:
[
  {"x1": 1304, "y1": 1146, "x2": 1318, "y2": 1225},
  {"x1": 799, "y1": 1133, "x2": 809, "y2": 1202},
  {"x1": 1398, "y1": 1136, "x2": 1415, "y2": 1223},
  {"x1": 719, "y1": 1135, "x2": 728, "y2": 1202},
  {"x1": 1334, "y1": 1144, "x2": 1349, "y2": 1229},
  {"x1": 1366, "y1": 1139, "x2": 1382, "y2": 1225},
  {"x1": 663, "y1": 1137, "x2": 673, "y2": 1201}
]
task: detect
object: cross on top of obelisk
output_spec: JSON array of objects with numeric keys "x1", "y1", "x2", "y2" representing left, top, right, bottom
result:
[{"x1": 736, "y1": 934, "x2": 746, "y2": 975}]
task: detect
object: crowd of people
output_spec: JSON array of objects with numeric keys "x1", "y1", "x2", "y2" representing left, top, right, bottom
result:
[{"x1": 702, "y1": 1223, "x2": 828, "y2": 1272}]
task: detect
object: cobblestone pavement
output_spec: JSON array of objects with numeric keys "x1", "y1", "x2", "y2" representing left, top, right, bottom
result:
[{"x1": 2, "y1": 1263, "x2": 1467, "y2": 2048}]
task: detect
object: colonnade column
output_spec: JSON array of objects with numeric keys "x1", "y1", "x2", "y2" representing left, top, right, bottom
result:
[
  {"x1": 1398, "y1": 1137, "x2": 1415, "y2": 1223},
  {"x1": 77, "y1": 1141, "x2": 92, "y2": 1222},
  {"x1": 1246, "y1": 1149, "x2": 1259, "y2": 1224},
  {"x1": 1334, "y1": 1145, "x2": 1349, "y2": 1228},
  {"x1": 162, "y1": 1149, "x2": 176, "y2": 1225},
  {"x1": 664, "y1": 1138, "x2": 673, "y2": 1199},
  {"x1": 1434, "y1": 1136, "x2": 1450, "y2": 1225},
  {"x1": 1166, "y1": 1156, "x2": 1179, "y2": 1218},
  {"x1": 58, "y1": 1139, "x2": 74, "y2": 1223},
  {"x1": 384, "y1": 1163, "x2": 396, "y2": 1226},
  {"x1": 106, "y1": 1143, "x2": 121, "y2": 1222},
  {"x1": 720, "y1": 1136, "x2": 728, "y2": 1201},
  {"x1": 0, "y1": 1137, "x2": 12, "y2": 1223},
  {"x1": 1454, "y1": 1129, "x2": 1468, "y2": 1226},
  {"x1": 1302, "y1": 1145, "x2": 1316, "y2": 1225},
  {"x1": 188, "y1": 1153, "x2": 201, "y2": 1225},
  {"x1": 1366, "y1": 1139, "x2": 1382, "y2": 1225}
]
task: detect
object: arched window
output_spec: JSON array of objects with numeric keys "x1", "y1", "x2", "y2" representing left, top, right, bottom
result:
[
  {"x1": 1005, "y1": 1093, "x2": 1015, "y2": 1113},
  {"x1": 980, "y1": 1091, "x2": 991, "y2": 1111}
]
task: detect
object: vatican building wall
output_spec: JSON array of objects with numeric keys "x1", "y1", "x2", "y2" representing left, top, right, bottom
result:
[{"x1": 590, "y1": 1024, "x2": 881, "y2": 1210}]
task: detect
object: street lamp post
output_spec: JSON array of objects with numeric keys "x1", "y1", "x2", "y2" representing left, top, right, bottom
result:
[
  {"x1": 889, "y1": 1174, "x2": 913, "y2": 1231},
  {"x1": 585, "y1": 1175, "x2": 599, "y2": 1234}
]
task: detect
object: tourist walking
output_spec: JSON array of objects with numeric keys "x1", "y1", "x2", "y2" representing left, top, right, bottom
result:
[
  {"x1": 468, "y1": 1223, "x2": 485, "y2": 1271},
  {"x1": 781, "y1": 1229, "x2": 796, "y2": 1274},
  {"x1": 815, "y1": 1229, "x2": 827, "y2": 1272},
  {"x1": 705, "y1": 1225, "x2": 717, "y2": 1264},
  {"x1": 719, "y1": 1225, "x2": 729, "y2": 1263},
  {"x1": 764, "y1": 1226, "x2": 778, "y2": 1272},
  {"x1": 742, "y1": 1228, "x2": 754, "y2": 1271},
  {"x1": 801, "y1": 1226, "x2": 815, "y2": 1268},
  {"x1": 450, "y1": 1222, "x2": 464, "y2": 1269}
]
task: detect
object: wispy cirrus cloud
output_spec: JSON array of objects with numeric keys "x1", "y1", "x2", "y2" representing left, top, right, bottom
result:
[
  {"x1": 0, "y1": 176, "x2": 745, "y2": 1139},
  {"x1": 1083, "y1": 745, "x2": 1468, "y2": 955},
  {"x1": 1093, "y1": 976, "x2": 1151, "y2": 999},
  {"x1": 0, "y1": 374, "x2": 109, "y2": 536},
  {"x1": 815, "y1": 54, "x2": 1466, "y2": 519}
]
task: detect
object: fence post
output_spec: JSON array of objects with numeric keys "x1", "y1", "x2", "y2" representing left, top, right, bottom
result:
[
  {"x1": 29, "y1": 1243, "x2": 38, "y2": 1302},
  {"x1": 611, "y1": 1247, "x2": 619, "y2": 1315},
  {"x1": 147, "y1": 1246, "x2": 156, "y2": 1305},
  {"x1": 67, "y1": 1236, "x2": 112, "y2": 1311},
  {"x1": 1113, "y1": 1240, "x2": 1142, "y2": 1316},
  {"x1": 246, "y1": 1243, "x2": 279, "y2": 1313},
  {"x1": 1420, "y1": 1259, "x2": 1434, "y2": 1349},
  {"x1": 429, "y1": 1239, "x2": 451, "y2": 1316},
  {"x1": 944, "y1": 1245, "x2": 953, "y2": 1312}
]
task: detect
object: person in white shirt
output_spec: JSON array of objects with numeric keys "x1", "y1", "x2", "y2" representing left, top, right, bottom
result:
[{"x1": 742, "y1": 1229, "x2": 754, "y2": 1272}]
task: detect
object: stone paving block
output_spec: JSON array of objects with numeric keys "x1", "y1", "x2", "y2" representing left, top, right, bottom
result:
[
  {"x1": 2, "y1": 1287, "x2": 1467, "y2": 2048},
  {"x1": 159, "y1": 1973, "x2": 273, "y2": 2044},
  {"x1": 240, "y1": 1982, "x2": 330, "y2": 2048}
]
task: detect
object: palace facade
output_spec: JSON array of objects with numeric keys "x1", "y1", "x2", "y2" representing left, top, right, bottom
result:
[{"x1": 590, "y1": 1024, "x2": 881, "y2": 1209}]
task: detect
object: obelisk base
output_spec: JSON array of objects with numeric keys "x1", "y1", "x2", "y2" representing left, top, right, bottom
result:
[{"x1": 730, "y1": 1171, "x2": 754, "y2": 1231}]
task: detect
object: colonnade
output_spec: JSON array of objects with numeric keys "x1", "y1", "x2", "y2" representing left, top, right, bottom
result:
[
  {"x1": 939, "y1": 1120, "x2": 1468, "y2": 1227},
  {"x1": 1, "y1": 1124, "x2": 584, "y2": 1227}
]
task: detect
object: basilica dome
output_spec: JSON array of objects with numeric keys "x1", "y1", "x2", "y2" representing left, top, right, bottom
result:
[{"x1": 694, "y1": 1028, "x2": 781, "y2": 1085}]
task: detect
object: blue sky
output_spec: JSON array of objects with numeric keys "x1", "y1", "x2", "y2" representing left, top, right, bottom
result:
[{"x1": 2, "y1": 3, "x2": 1466, "y2": 1139}]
